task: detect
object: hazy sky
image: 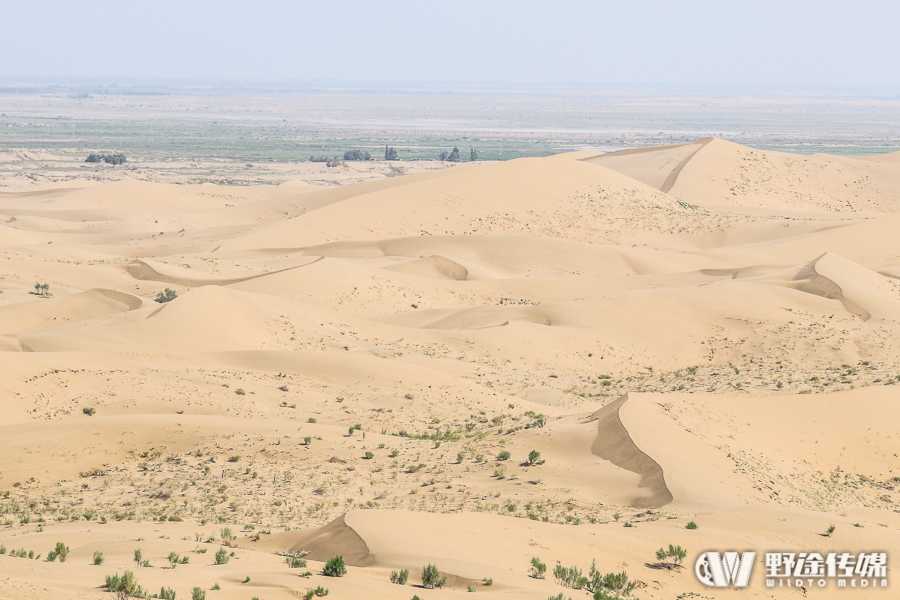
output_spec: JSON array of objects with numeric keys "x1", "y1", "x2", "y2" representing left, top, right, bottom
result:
[{"x1": 2, "y1": 1, "x2": 898, "y2": 88}]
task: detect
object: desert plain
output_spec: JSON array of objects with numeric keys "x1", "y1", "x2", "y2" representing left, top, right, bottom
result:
[{"x1": 0, "y1": 133, "x2": 900, "y2": 599}]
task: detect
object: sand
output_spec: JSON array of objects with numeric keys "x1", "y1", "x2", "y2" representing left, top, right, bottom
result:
[{"x1": 0, "y1": 140, "x2": 899, "y2": 599}]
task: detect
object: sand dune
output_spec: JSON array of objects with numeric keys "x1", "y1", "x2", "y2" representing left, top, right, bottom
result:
[{"x1": 1, "y1": 139, "x2": 899, "y2": 599}]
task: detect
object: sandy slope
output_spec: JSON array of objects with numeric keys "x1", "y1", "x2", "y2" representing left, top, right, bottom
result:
[{"x1": 0, "y1": 140, "x2": 899, "y2": 599}]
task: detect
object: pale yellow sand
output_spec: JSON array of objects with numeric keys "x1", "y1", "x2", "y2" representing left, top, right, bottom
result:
[{"x1": 0, "y1": 140, "x2": 899, "y2": 599}]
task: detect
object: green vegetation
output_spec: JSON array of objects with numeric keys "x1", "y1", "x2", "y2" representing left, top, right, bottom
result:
[
  {"x1": 554, "y1": 563, "x2": 587, "y2": 589},
  {"x1": 286, "y1": 555, "x2": 308, "y2": 568},
  {"x1": 343, "y1": 150, "x2": 371, "y2": 161},
  {"x1": 34, "y1": 282, "x2": 51, "y2": 297},
  {"x1": 168, "y1": 551, "x2": 189, "y2": 568},
  {"x1": 93, "y1": 550, "x2": 105, "y2": 565},
  {"x1": 530, "y1": 556, "x2": 547, "y2": 579},
  {"x1": 86, "y1": 152, "x2": 127, "y2": 165},
  {"x1": 221, "y1": 528, "x2": 237, "y2": 546},
  {"x1": 323, "y1": 555, "x2": 346, "y2": 577},
  {"x1": 390, "y1": 568, "x2": 409, "y2": 585},
  {"x1": 214, "y1": 547, "x2": 230, "y2": 564},
  {"x1": 155, "y1": 288, "x2": 178, "y2": 303},
  {"x1": 686, "y1": 521, "x2": 698, "y2": 530},
  {"x1": 46, "y1": 542, "x2": 69, "y2": 562},
  {"x1": 656, "y1": 544, "x2": 687, "y2": 566},
  {"x1": 526, "y1": 450, "x2": 545, "y2": 466},
  {"x1": 192, "y1": 588, "x2": 206, "y2": 600},
  {"x1": 158, "y1": 588, "x2": 176, "y2": 600},
  {"x1": 421, "y1": 563, "x2": 446, "y2": 589},
  {"x1": 105, "y1": 571, "x2": 139, "y2": 600}
]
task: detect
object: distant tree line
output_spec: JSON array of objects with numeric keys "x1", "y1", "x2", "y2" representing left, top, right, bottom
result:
[
  {"x1": 439, "y1": 147, "x2": 461, "y2": 162},
  {"x1": 85, "y1": 152, "x2": 126, "y2": 165},
  {"x1": 439, "y1": 147, "x2": 478, "y2": 162},
  {"x1": 308, "y1": 156, "x2": 343, "y2": 167},
  {"x1": 384, "y1": 145, "x2": 399, "y2": 161},
  {"x1": 342, "y1": 149, "x2": 371, "y2": 161}
]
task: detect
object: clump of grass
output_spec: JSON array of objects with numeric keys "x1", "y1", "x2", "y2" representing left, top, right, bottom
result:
[
  {"x1": 526, "y1": 450, "x2": 545, "y2": 466},
  {"x1": 686, "y1": 521, "x2": 698, "y2": 530}
]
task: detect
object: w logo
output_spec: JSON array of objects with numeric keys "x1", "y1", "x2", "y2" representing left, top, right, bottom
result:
[{"x1": 695, "y1": 552, "x2": 756, "y2": 588}]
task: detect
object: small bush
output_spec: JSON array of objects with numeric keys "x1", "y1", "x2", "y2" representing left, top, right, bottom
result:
[
  {"x1": 221, "y1": 528, "x2": 237, "y2": 546},
  {"x1": 192, "y1": 588, "x2": 207, "y2": 600},
  {"x1": 825, "y1": 524, "x2": 836, "y2": 536},
  {"x1": 364, "y1": 451, "x2": 374, "y2": 460},
  {"x1": 286, "y1": 555, "x2": 308, "y2": 568},
  {"x1": 215, "y1": 547, "x2": 230, "y2": 564},
  {"x1": 155, "y1": 288, "x2": 178, "y2": 303},
  {"x1": 496, "y1": 450, "x2": 511, "y2": 461},
  {"x1": 530, "y1": 556, "x2": 547, "y2": 579},
  {"x1": 158, "y1": 588, "x2": 176, "y2": 600},
  {"x1": 390, "y1": 568, "x2": 409, "y2": 585},
  {"x1": 228, "y1": 455, "x2": 240, "y2": 462},
  {"x1": 600, "y1": 571, "x2": 636, "y2": 597},
  {"x1": 421, "y1": 563, "x2": 446, "y2": 589},
  {"x1": 323, "y1": 555, "x2": 346, "y2": 577},
  {"x1": 686, "y1": 521, "x2": 698, "y2": 530},
  {"x1": 655, "y1": 544, "x2": 687, "y2": 565},
  {"x1": 48, "y1": 542, "x2": 69, "y2": 563},
  {"x1": 168, "y1": 551, "x2": 188, "y2": 568},
  {"x1": 234, "y1": 389, "x2": 245, "y2": 396},
  {"x1": 83, "y1": 407, "x2": 96, "y2": 416},
  {"x1": 105, "y1": 571, "x2": 139, "y2": 600},
  {"x1": 93, "y1": 550, "x2": 105, "y2": 565}
]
